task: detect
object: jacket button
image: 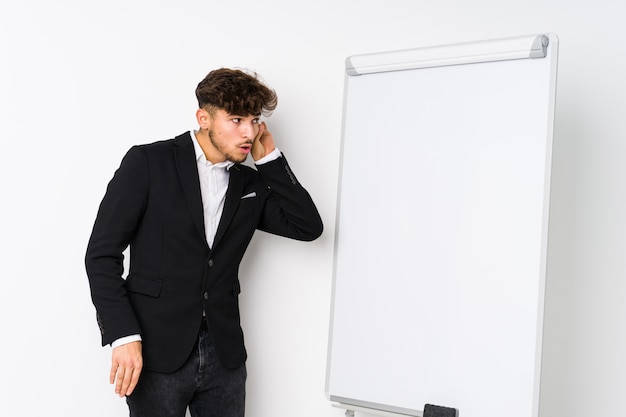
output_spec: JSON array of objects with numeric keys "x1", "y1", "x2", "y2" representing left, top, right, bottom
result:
[
  {"x1": 203, "y1": 292, "x2": 209, "y2": 300},
  {"x1": 208, "y1": 259, "x2": 214, "y2": 267}
]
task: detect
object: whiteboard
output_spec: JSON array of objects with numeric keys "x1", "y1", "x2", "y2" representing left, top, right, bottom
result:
[{"x1": 326, "y1": 34, "x2": 559, "y2": 417}]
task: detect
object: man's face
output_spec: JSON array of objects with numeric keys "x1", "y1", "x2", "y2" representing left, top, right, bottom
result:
[{"x1": 207, "y1": 109, "x2": 261, "y2": 163}]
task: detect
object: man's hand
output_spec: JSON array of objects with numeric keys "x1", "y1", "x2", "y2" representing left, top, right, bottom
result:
[
  {"x1": 110, "y1": 341, "x2": 143, "y2": 397},
  {"x1": 251, "y1": 121, "x2": 276, "y2": 161}
]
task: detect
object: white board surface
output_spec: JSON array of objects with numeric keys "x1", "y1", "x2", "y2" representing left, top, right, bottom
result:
[{"x1": 326, "y1": 34, "x2": 559, "y2": 417}]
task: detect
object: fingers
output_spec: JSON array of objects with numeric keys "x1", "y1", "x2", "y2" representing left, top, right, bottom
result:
[
  {"x1": 114, "y1": 363, "x2": 141, "y2": 397},
  {"x1": 252, "y1": 121, "x2": 265, "y2": 145},
  {"x1": 109, "y1": 361, "x2": 117, "y2": 384},
  {"x1": 111, "y1": 342, "x2": 143, "y2": 397},
  {"x1": 257, "y1": 121, "x2": 266, "y2": 139},
  {"x1": 251, "y1": 122, "x2": 267, "y2": 160}
]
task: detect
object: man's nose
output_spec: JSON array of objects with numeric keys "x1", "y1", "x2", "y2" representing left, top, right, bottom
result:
[{"x1": 240, "y1": 122, "x2": 254, "y2": 138}]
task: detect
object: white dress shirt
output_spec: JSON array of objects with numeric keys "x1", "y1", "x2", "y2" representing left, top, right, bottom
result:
[
  {"x1": 192, "y1": 134, "x2": 235, "y2": 248},
  {"x1": 111, "y1": 130, "x2": 281, "y2": 348}
]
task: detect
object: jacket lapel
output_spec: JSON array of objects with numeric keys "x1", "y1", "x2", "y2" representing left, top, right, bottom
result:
[
  {"x1": 174, "y1": 132, "x2": 208, "y2": 249},
  {"x1": 212, "y1": 164, "x2": 244, "y2": 248}
]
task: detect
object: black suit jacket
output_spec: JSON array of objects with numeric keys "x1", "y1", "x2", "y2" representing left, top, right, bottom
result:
[{"x1": 85, "y1": 132, "x2": 323, "y2": 372}]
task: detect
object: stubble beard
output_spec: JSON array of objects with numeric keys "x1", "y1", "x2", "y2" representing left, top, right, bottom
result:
[{"x1": 209, "y1": 129, "x2": 248, "y2": 164}]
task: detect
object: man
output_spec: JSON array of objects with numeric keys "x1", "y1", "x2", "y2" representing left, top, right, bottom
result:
[{"x1": 85, "y1": 68, "x2": 323, "y2": 417}]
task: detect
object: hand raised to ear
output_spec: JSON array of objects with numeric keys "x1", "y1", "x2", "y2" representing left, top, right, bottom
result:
[{"x1": 251, "y1": 122, "x2": 276, "y2": 161}]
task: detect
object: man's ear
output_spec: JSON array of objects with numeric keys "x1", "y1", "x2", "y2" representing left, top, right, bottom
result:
[{"x1": 196, "y1": 108, "x2": 211, "y2": 129}]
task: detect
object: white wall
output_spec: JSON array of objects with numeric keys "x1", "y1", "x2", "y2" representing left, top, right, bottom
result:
[{"x1": 1, "y1": 1, "x2": 624, "y2": 416}]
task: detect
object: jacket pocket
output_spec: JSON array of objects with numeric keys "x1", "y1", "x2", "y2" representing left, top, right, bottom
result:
[{"x1": 125, "y1": 274, "x2": 163, "y2": 298}]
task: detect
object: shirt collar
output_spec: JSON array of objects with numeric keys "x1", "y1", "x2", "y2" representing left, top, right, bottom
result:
[{"x1": 191, "y1": 130, "x2": 235, "y2": 170}]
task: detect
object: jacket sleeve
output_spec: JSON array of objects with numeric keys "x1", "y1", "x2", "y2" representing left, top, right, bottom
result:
[
  {"x1": 85, "y1": 146, "x2": 149, "y2": 346},
  {"x1": 255, "y1": 154, "x2": 323, "y2": 241}
]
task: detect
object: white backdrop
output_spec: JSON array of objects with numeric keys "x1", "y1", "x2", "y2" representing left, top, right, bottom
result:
[{"x1": 1, "y1": 1, "x2": 625, "y2": 417}]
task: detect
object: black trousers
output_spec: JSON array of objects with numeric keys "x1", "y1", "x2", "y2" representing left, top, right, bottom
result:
[{"x1": 126, "y1": 321, "x2": 247, "y2": 417}]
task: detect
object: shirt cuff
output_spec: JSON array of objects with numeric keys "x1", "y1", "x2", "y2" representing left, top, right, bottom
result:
[
  {"x1": 254, "y1": 147, "x2": 281, "y2": 165},
  {"x1": 111, "y1": 334, "x2": 142, "y2": 349}
]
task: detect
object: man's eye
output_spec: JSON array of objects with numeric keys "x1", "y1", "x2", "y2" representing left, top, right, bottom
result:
[
  {"x1": 232, "y1": 118, "x2": 241, "y2": 123},
  {"x1": 252, "y1": 118, "x2": 260, "y2": 124}
]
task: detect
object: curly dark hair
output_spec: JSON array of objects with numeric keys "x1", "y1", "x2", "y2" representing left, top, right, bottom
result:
[{"x1": 195, "y1": 68, "x2": 278, "y2": 117}]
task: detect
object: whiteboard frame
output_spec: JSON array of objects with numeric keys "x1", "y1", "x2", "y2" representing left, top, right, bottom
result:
[
  {"x1": 326, "y1": 33, "x2": 559, "y2": 417},
  {"x1": 346, "y1": 34, "x2": 549, "y2": 75}
]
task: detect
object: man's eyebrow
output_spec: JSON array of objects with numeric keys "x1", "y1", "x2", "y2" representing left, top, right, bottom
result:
[{"x1": 227, "y1": 113, "x2": 262, "y2": 117}]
